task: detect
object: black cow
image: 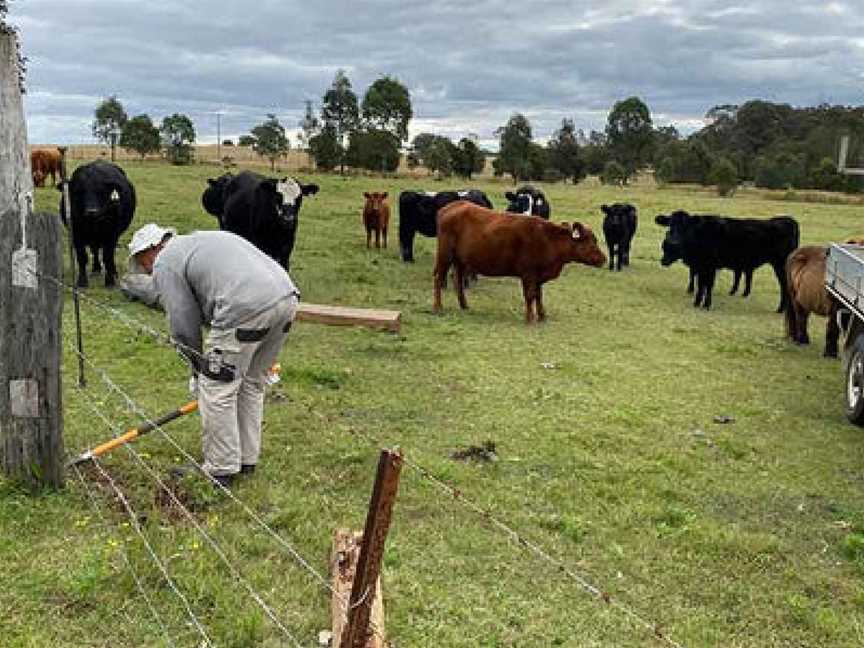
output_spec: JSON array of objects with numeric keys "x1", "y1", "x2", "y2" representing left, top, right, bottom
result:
[
  {"x1": 58, "y1": 161, "x2": 135, "y2": 288},
  {"x1": 219, "y1": 171, "x2": 319, "y2": 269},
  {"x1": 655, "y1": 210, "x2": 799, "y2": 311},
  {"x1": 398, "y1": 189, "x2": 493, "y2": 262},
  {"x1": 601, "y1": 203, "x2": 637, "y2": 271},
  {"x1": 504, "y1": 185, "x2": 551, "y2": 219},
  {"x1": 201, "y1": 172, "x2": 233, "y2": 222}
]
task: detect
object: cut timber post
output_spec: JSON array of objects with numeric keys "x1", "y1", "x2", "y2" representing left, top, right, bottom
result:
[
  {"x1": 0, "y1": 31, "x2": 65, "y2": 489},
  {"x1": 335, "y1": 449, "x2": 403, "y2": 648},
  {"x1": 296, "y1": 303, "x2": 400, "y2": 333},
  {"x1": 331, "y1": 530, "x2": 385, "y2": 648}
]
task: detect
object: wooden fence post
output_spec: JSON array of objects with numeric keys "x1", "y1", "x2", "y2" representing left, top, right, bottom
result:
[
  {"x1": 0, "y1": 31, "x2": 65, "y2": 489},
  {"x1": 337, "y1": 448, "x2": 403, "y2": 648}
]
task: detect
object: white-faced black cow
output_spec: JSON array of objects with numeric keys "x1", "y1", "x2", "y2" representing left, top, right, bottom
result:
[
  {"x1": 215, "y1": 171, "x2": 319, "y2": 270},
  {"x1": 58, "y1": 161, "x2": 136, "y2": 288},
  {"x1": 504, "y1": 185, "x2": 551, "y2": 220},
  {"x1": 655, "y1": 210, "x2": 799, "y2": 311},
  {"x1": 397, "y1": 189, "x2": 493, "y2": 262},
  {"x1": 601, "y1": 203, "x2": 638, "y2": 271}
]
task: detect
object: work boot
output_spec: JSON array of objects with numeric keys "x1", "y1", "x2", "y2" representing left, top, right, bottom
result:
[
  {"x1": 240, "y1": 464, "x2": 256, "y2": 475},
  {"x1": 211, "y1": 473, "x2": 234, "y2": 489}
]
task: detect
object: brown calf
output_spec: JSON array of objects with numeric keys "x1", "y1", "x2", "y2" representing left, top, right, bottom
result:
[
  {"x1": 31, "y1": 148, "x2": 62, "y2": 187},
  {"x1": 433, "y1": 201, "x2": 606, "y2": 322},
  {"x1": 362, "y1": 191, "x2": 390, "y2": 249}
]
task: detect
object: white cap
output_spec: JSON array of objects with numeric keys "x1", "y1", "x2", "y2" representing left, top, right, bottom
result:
[{"x1": 128, "y1": 223, "x2": 176, "y2": 257}]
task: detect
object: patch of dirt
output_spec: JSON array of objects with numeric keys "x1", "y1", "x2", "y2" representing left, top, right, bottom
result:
[{"x1": 450, "y1": 440, "x2": 498, "y2": 462}]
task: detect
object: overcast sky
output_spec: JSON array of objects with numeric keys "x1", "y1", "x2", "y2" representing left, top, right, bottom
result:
[{"x1": 9, "y1": 0, "x2": 864, "y2": 149}]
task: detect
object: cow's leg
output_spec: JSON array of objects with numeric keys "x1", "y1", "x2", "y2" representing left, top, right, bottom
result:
[
  {"x1": 400, "y1": 230, "x2": 415, "y2": 263},
  {"x1": 730, "y1": 270, "x2": 741, "y2": 295},
  {"x1": 624, "y1": 238, "x2": 632, "y2": 266},
  {"x1": 687, "y1": 268, "x2": 695, "y2": 294},
  {"x1": 91, "y1": 245, "x2": 102, "y2": 273},
  {"x1": 454, "y1": 262, "x2": 468, "y2": 310},
  {"x1": 375, "y1": 227, "x2": 381, "y2": 249},
  {"x1": 74, "y1": 244, "x2": 89, "y2": 288},
  {"x1": 103, "y1": 241, "x2": 118, "y2": 287},
  {"x1": 382, "y1": 226, "x2": 387, "y2": 249},
  {"x1": 771, "y1": 262, "x2": 786, "y2": 312},
  {"x1": 742, "y1": 269, "x2": 753, "y2": 297},
  {"x1": 608, "y1": 243, "x2": 615, "y2": 271},
  {"x1": 433, "y1": 250, "x2": 452, "y2": 313},
  {"x1": 521, "y1": 278, "x2": 535, "y2": 323},
  {"x1": 825, "y1": 300, "x2": 839, "y2": 358},
  {"x1": 366, "y1": 227, "x2": 371, "y2": 249},
  {"x1": 795, "y1": 305, "x2": 810, "y2": 345},
  {"x1": 702, "y1": 269, "x2": 716, "y2": 310},
  {"x1": 536, "y1": 284, "x2": 546, "y2": 321}
]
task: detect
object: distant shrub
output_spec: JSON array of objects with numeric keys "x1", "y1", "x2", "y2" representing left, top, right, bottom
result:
[
  {"x1": 708, "y1": 157, "x2": 738, "y2": 196},
  {"x1": 601, "y1": 160, "x2": 626, "y2": 186}
]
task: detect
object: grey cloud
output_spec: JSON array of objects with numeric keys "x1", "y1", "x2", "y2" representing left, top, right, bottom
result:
[{"x1": 9, "y1": 0, "x2": 864, "y2": 147}]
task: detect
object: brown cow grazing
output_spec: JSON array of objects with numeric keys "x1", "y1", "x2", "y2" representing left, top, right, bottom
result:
[
  {"x1": 433, "y1": 201, "x2": 606, "y2": 323},
  {"x1": 785, "y1": 245, "x2": 839, "y2": 357},
  {"x1": 363, "y1": 191, "x2": 390, "y2": 249},
  {"x1": 31, "y1": 148, "x2": 62, "y2": 187}
]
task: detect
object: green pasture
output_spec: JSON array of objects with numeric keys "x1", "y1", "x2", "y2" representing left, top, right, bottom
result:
[{"x1": 3, "y1": 162, "x2": 864, "y2": 647}]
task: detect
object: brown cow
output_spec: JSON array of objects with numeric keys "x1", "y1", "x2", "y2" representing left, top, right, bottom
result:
[
  {"x1": 433, "y1": 201, "x2": 606, "y2": 323},
  {"x1": 31, "y1": 148, "x2": 62, "y2": 187},
  {"x1": 785, "y1": 240, "x2": 864, "y2": 357},
  {"x1": 362, "y1": 191, "x2": 390, "y2": 249}
]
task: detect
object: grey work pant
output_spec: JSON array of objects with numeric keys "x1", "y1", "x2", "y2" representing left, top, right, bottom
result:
[{"x1": 199, "y1": 296, "x2": 298, "y2": 476}]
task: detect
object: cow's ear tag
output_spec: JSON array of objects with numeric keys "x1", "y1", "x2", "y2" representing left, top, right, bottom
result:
[{"x1": 110, "y1": 189, "x2": 120, "y2": 201}]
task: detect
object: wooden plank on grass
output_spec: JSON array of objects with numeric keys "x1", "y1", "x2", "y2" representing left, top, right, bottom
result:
[
  {"x1": 331, "y1": 529, "x2": 385, "y2": 648},
  {"x1": 297, "y1": 303, "x2": 400, "y2": 333}
]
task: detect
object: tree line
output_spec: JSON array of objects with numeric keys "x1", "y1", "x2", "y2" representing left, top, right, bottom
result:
[{"x1": 94, "y1": 68, "x2": 864, "y2": 195}]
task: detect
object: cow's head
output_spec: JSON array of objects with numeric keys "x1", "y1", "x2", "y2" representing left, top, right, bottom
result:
[
  {"x1": 601, "y1": 203, "x2": 635, "y2": 227},
  {"x1": 563, "y1": 221, "x2": 606, "y2": 267},
  {"x1": 260, "y1": 177, "x2": 319, "y2": 225},
  {"x1": 363, "y1": 191, "x2": 389, "y2": 213},
  {"x1": 656, "y1": 210, "x2": 694, "y2": 266},
  {"x1": 202, "y1": 173, "x2": 233, "y2": 217},
  {"x1": 505, "y1": 190, "x2": 534, "y2": 216},
  {"x1": 58, "y1": 173, "x2": 123, "y2": 222}
]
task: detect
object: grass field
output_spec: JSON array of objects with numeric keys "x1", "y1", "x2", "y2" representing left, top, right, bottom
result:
[{"x1": 3, "y1": 161, "x2": 864, "y2": 647}]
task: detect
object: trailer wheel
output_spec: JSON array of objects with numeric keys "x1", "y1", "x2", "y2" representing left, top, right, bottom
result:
[{"x1": 845, "y1": 335, "x2": 864, "y2": 425}]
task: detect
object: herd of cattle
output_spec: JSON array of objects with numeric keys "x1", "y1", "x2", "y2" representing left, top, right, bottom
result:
[{"x1": 34, "y1": 152, "x2": 847, "y2": 350}]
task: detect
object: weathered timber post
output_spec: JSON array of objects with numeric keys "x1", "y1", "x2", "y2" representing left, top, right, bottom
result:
[
  {"x1": 337, "y1": 448, "x2": 402, "y2": 648},
  {"x1": 0, "y1": 31, "x2": 65, "y2": 488}
]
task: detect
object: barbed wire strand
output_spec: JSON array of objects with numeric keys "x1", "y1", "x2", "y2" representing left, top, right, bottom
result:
[
  {"x1": 76, "y1": 393, "x2": 305, "y2": 648},
  {"x1": 342, "y1": 424, "x2": 685, "y2": 648},
  {"x1": 62, "y1": 337, "x2": 388, "y2": 644},
  {"x1": 86, "y1": 457, "x2": 215, "y2": 647},
  {"x1": 71, "y1": 461, "x2": 178, "y2": 648}
]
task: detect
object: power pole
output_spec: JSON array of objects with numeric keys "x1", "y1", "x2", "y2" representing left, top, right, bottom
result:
[{"x1": 0, "y1": 30, "x2": 65, "y2": 489}]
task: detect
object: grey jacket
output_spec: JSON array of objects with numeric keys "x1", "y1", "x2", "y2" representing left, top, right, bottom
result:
[{"x1": 153, "y1": 230, "x2": 298, "y2": 362}]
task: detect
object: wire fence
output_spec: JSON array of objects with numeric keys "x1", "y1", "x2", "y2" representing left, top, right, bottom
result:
[{"x1": 40, "y1": 261, "x2": 686, "y2": 648}]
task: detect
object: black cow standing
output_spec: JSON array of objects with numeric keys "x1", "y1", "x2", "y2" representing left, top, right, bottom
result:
[
  {"x1": 398, "y1": 189, "x2": 493, "y2": 262},
  {"x1": 216, "y1": 171, "x2": 319, "y2": 270},
  {"x1": 59, "y1": 161, "x2": 135, "y2": 288},
  {"x1": 656, "y1": 210, "x2": 799, "y2": 311},
  {"x1": 601, "y1": 203, "x2": 637, "y2": 271},
  {"x1": 504, "y1": 185, "x2": 551, "y2": 219}
]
